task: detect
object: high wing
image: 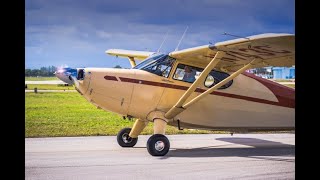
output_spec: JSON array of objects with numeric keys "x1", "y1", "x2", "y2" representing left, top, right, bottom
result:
[
  {"x1": 165, "y1": 33, "x2": 295, "y2": 119},
  {"x1": 169, "y1": 33, "x2": 294, "y2": 72}
]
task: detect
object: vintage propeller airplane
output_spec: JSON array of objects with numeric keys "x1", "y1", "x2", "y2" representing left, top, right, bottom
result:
[{"x1": 56, "y1": 33, "x2": 295, "y2": 156}]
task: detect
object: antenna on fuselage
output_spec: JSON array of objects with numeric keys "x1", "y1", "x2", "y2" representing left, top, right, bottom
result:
[
  {"x1": 174, "y1": 26, "x2": 188, "y2": 51},
  {"x1": 222, "y1": 32, "x2": 250, "y2": 40},
  {"x1": 157, "y1": 30, "x2": 169, "y2": 53}
]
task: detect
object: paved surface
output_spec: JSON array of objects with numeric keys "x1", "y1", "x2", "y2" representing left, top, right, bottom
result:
[
  {"x1": 25, "y1": 90, "x2": 76, "y2": 93},
  {"x1": 25, "y1": 80, "x2": 68, "y2": 85},
  {"x1": 26, "y1": 134, "x2": 295, "y2": 180},
  {"x1": 277, "y1": 82, "x2": 295, "y2": 85}
]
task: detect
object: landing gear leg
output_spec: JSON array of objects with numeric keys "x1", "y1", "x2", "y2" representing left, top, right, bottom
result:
[
  {"x1": 147, "y1": 119, "x2": 170, "y2": 156},
  {"x1": 117, "y1": 119, "x2": 148, "y2": 147}
]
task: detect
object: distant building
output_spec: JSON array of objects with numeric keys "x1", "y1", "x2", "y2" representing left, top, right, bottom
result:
[
  {"x1": 272, "y1": 66, "x2": 295, "y2": 79},
  {"x1": 247, "y1": 66, "x2": 295, "y2": 79}
]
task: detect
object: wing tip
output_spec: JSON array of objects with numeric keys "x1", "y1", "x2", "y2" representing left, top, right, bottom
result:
[{"x1": 247, "y1": 33, "x2": 294, "y2": 39}]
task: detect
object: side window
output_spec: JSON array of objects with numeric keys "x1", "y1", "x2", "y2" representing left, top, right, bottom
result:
[
  {"x1": 204, "y1": 74, "x2": 215, "y2": 87},
  {"x1": 142, "y1": 56, "x2": 175, "y2": 78},
  {"x1": 204, "y1": 70, "x2": 233, "y2": 89},
  {"x1": 173, "y1": 64, "x2": 203, "y2": 83},
  {"x1": 173, "y1": 63, "x2": 233, "y2": 89}
]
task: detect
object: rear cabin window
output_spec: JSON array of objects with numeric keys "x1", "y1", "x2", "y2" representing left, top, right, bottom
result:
[
  {"x1": 173, "y1": 63, "x2": 233, "y2": 89},
  {"x1": 204, "y1": 70, "x2": 233, "y2": 89}
]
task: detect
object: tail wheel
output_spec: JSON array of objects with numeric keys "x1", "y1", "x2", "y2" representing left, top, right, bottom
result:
[
  {"x1": 117, "y1": 128, "x2": 138, "y2": 147},
  {"x1": 147, "y1": 134, "x2": 170, "y2": 156}
]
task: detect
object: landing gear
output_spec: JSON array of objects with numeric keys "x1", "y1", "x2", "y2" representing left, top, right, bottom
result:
[
  {"x1": 117, "y1": 128, "x2": 138, "y2": 147},
  {"x1": 117, "y1": 119, "x2": 148, "y2": 147},
  {"x1": 117, "y1": 117, "x2": 171, "y2": 156},
  {"x1": 147, "y1": 134, "x2": 170, "y2": 156}
]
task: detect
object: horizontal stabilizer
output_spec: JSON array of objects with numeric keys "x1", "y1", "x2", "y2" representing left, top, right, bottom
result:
[{"x1": 105, "y1": 49, "x2": 155, "y2": 60}]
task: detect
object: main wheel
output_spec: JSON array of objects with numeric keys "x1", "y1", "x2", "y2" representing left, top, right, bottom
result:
[
  {"x1": 147, "y1": 134, "x2": 170, "y2": 156},
  {"x1": 117, "y1": 128, "x2": 138, "y2": 147}
]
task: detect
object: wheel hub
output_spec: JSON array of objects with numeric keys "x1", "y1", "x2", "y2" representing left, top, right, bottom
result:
[
  {"x1": 155, "y1": 141, "x2": 165, "y2": 151},
  {"x1": 122, "y1": 133, "x2": 132, "y2": 143}
]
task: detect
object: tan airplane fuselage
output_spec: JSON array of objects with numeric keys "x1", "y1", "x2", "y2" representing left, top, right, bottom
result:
[{"x1": 76, "y1": 62, "x2": 294, "y2": 132}]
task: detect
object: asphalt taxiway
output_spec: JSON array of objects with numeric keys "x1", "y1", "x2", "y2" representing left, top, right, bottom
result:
[{"x1": 25, "y1": 134, "x2": 295, "y2": 180}]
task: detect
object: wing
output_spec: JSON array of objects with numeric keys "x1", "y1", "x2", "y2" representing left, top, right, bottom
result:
[
  {"x1": 169, "y1": 33, "x2": 295, "y2": 72},
  {"x1": 105, "y1": 49, "x2": 155, "y2": 60}
]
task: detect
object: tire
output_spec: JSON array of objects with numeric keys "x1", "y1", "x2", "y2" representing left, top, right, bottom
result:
[
  {"x1": 147, "y1": 134, "x2": 170, "y2": 156},
  {"x1": 117, "y1": 128, "x2": 138, "y2": 147}
]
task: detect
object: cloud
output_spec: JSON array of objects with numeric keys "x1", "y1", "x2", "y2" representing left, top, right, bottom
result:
[{"x1": 25, "y1": 0, "x2": 294, "y2": 69}]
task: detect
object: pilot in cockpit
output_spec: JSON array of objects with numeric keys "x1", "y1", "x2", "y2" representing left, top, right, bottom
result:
[{"x1": 182, "y1": 66, "x2": 196, "y2": 82}]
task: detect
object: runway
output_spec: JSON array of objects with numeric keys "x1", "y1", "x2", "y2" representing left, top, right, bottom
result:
[
  {"x1": 25, "y1": 80, "x2": 67, "y2": 85},
  {"x1": 25, "y1": 134, "x2": 295, "y2": 180}
]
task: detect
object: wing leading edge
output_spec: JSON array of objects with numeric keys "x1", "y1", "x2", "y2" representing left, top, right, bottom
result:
[
  {"x1": 105, "y1": 49, "x2": 155, "y2": 67},
  {"x1": 106, "y1": 49, "x2": 155, "y2": 60}
]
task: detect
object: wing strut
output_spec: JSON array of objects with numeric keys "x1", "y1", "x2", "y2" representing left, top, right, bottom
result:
[
  {"x1": 128, "y1": 57, "x2": 136, "y2": 67},
  {"x1": 183, "y1": 61, "x2": 254, "y2": 109},
  {"x1": 165, "y1": 53, "x2": 255, "y2": 119},
  {"x1": 165, "y1": 51, "x2": 225, "y2": 119}
]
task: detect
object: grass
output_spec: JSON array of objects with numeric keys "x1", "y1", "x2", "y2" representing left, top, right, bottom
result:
[
  {"x1": 283, "y1": 84, "x2": 295, "y2": 89},
  {"x1": 25, "y1": 76, "x2": 59, "y2": 81},
  {"x1": 272, "y1": 79, "x2": 295, "y2": 82},
  {"x1": 26, "y1": 92, "x2": 214, "y2": 137},
  {"x1": 25, "y1": 84, "x2": 75, "y2": 90}
]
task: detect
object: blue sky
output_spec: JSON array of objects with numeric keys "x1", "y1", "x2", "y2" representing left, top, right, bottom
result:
[{"x1": 25, "y1": 0, "x2": 294, "y2": 69}]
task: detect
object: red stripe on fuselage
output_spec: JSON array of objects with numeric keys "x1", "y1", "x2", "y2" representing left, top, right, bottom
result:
[
  {"x1": 104, "y1": 75, "x2": 118, "y2": 81},
  {"x1": 119, "y1": 77, "x2": 188, "y2": 90},
  {"x1": 242, "y1": 72, "x2": 295, "y2": 108},
  {"x1": 104, "y1": 75, "x2": 294, "y2": 109}
]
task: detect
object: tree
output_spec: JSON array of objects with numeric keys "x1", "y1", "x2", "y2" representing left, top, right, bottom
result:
[
  {"x1": 114, "y1": 65, "x2": 122, "y2": 68},
  {"x1": 25, "y1": 69, "x2": 32, "y2": 76},
  {"x1": 25, "y1": 66, "x2": 58, "y2": 77}
]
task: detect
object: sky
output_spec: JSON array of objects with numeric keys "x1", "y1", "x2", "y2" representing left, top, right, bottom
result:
[{"x1": 25, "y1": 0, "x2": 295, "y2": 69}]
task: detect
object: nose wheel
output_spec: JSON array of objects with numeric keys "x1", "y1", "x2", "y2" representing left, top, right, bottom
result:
[
  {"x1": 147, "y1": 134, "x2": 170, "y2": 156},
  {"x1": 117, "y1": 128, "x2": 138, "y2": 147}
]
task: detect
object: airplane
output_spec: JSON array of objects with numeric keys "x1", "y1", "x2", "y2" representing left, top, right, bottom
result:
[
  {"x1": 55, "y1": 33, "x2": 295, "y2": 156},
  {"x1": 54, "y1": 67, "x2": 77, "y2": 85}
]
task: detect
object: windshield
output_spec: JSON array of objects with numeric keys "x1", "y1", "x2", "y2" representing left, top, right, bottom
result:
[
  {"x1": 133, "y1": 53, "x2": 165, "y2": 69},
  {"x1": 134, "y1": 53, "x2": 175, "y2": 78}
]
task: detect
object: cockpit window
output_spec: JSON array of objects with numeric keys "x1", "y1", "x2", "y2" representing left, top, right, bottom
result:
[
  {"x1": 133, "y1": 53, "x2": 165, "y2": 69},
  {"x1": 134, "y1": 54, "x2": 175, "y2": 78},
  {"x1": 141, "y1": 55, "x2": 175, "y2": 77}
]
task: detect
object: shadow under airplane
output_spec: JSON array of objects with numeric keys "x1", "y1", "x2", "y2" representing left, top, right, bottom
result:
[{"x1": 160, "y1": 137, "x2": 294, "y2": 161}]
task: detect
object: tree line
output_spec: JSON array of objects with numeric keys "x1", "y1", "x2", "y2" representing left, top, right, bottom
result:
[
  {"x1": 25, "y1": 66, "x2": 57, "y2": 77},
  {"x1": 25, "y1": 65, "x2": 123, "y2": 77}
]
